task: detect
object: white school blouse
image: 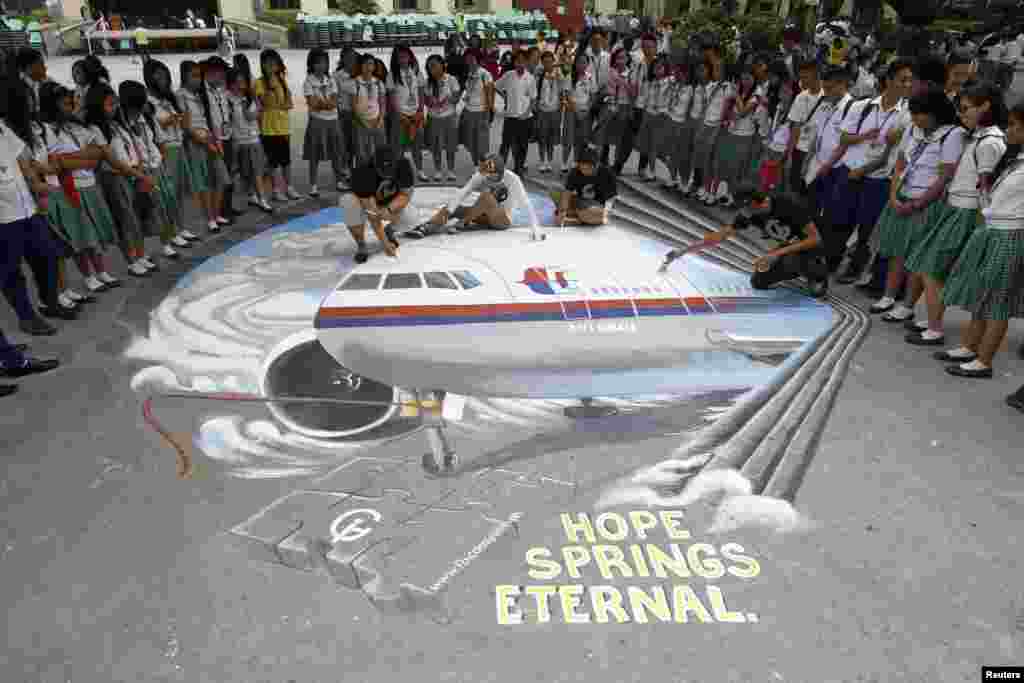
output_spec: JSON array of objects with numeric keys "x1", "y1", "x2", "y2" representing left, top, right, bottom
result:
[
  {"x1": 148, "y1": 94, "x2": 184, "y2": 146},
  {"x1": 387, "y1": 69, "x2": 424, "y2": 116},
  {"x1": 839, "y1": 96, "x2": 909, "y2": 180},
  {"x1": 897, "y1": 124, "x2": 966, "y2": 199},
  {"x1": 463, "y1": 68, "x2": 493, "y2": 113},
  {"x1": 423, "y1": 74, "x2": 461, "y2": 118},
  {"x1": 947, "y1": 125, "x2": 1006, "y2": 208},
  {"x1": 495, "y1": 71, "x2": 536, "y2": 119},
  {"x1": 303, "y1": 74, "x2": 339, "y2": 121},
  {"x1": 537, "y1": 72, "x2": 568, "y2": 113},
  {"x1": 983, "y1": 151, "x2": 1024, "y2": 229}
]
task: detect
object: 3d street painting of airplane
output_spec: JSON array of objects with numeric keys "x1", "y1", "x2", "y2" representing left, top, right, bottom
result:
[{"x1": 126, "y1": 187, "x2": 841, "y2": 612}]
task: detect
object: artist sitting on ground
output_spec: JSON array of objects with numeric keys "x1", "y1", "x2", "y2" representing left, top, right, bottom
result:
[
  {"x1": 552, "y1": 148, "x2": 617, "y2": 226},
  {"x1": 661, "y1": 185, "x2": 830, "y2": 297},
  {"x1": 405, "y1": 154, "x2": 539, "y2": 238},
  {"x1": 343, "y1": 147, "x2": 416, "y2": 263}
]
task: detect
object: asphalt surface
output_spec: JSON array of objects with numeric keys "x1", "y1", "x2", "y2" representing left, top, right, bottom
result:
[{"x1": 1, "y1": 51, "x2": 1023, "y2": 683}]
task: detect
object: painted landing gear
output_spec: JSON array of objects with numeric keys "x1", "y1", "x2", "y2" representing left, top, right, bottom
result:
[
  {"x1": 419, "y1": 390, "x2": 459, "y2": 476},
  {"x1": 563, "y1": 397, "x2": 619, "y2": 419}
]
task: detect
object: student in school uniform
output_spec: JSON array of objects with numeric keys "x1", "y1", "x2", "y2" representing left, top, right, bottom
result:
[
  {"x1": 562, "y1": 54, "x2": 597, "y2": 172},
  {"x1": 593, "y1": 47, "x2": 633, "y2": 171},
  {"x1": 84, "y1": 83, "x2": 158, "y2": 278},
  {"x1": 226, "y1": 67, "x2": 273, "y2": 213},
  {"x1": 202, "y1": 57, "x2": 235, "y2": 222},
  {"x1": 334, "y1": 47, "x2": 358, "y2": 181},
  {"x1": 680, "y1": 60, "x2": 708, "y2": 195},
  {"x1": 387, "y1": 45, "x2": 426, "y2": 182},
  {"x1": 302, "y1": 48, "x2": 344, "y2": 197},
  {"x1": 711, "y1": 67, "x2": 761, "y2": 207},
  {"x1": 804, "y1": 64, "x2": 858, "y2": 271},
  {"x1": 39, "y1": 83, "x2": 121, "y2": 297},
  {"x1": 633, "y1": 54, "x2": 670, "y2": 182},
  {"x1": 535, "y1": 50, "x2": 569, "y2": 173},
  {"x1": 458, "y1": 49, "x2": 495, "y2": 167},
  {"x1": 835, "y1": 59, "x2": 914, "y2": 286},
  {"x1": 693, "y1": 44, "x2": 733, "y2": 203},
  {"x1": 614, "y1": 33, "x2": 658, "y2": 175},
  {"x1": 144, "y1": 59, "x2": 200, "y2": 247},
  {"x1": 904, "y1": 81, "x2": 1006, "y2": 346},
  {"x1": 756, "y1": 78, "x2": 797, "y2": 193},
  {"x1": 784, "y1": 60, "x2": 823, "y2": 194},
  {"x1": 872, "y1": 85, "x2": 965, "y2": 321},
  {"x1": 177, "y1": 60, "x2": 222, "y2": 235},
  {"x1": 938, "y1": 105, "x2": 1024, "y2": 380},
  {"x1": 422, "y1": 54, "x2": 461, "y2": 182},
  {"x1": 494, "y1": 50, "x2": 537, "y2": 175},
  {"x1": 351, "y1": 54, "x2": 387, "y2": 167}
]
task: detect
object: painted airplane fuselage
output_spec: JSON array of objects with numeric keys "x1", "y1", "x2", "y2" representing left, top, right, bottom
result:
[{"x1": 313, "y1": 229, "x2": 835, "y2": 398}]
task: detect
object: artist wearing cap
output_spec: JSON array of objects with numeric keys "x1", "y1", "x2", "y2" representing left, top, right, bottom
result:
[
  {"x1": 661, "y1": 187, "x2": 830, "y2": 298},
  {"x1": 343, "y1": 147, "x2": 415, "y2": 263},
  {"x1": 407, "y1": 154, "x2": 539, "y2": 238},
  {"x1": 552, "y1": 148, "x2": 617, "y2": 226}
]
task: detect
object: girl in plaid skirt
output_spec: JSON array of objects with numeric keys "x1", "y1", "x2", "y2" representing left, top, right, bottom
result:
[
  {"x1": 871, "y1": 85, "x2": 965, "y2": 321},
  {"x1": 938, "y1": 105, "x2": 1024, "y2": 379},
  {"x1": 905, "y1": 81, "x2": 1007, "y2": 347}
]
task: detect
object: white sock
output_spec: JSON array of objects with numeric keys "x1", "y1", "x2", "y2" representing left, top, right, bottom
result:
[
  {"x1": 920, "y1": 329, "x2": 944, "y2": 340},
  {"x1": 947, "y1": 346, "x2": 974, "y2": 358},
  {"x1": 961, "y1": 359, "x2": 989, "y2": 371}
]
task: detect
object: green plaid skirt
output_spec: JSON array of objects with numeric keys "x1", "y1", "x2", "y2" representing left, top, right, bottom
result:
[
  {"x1": 184, "y1": 140, "x2": 210, "y2": 194},
  {"x1": 943, "y1": 227, "x2": 1024, "y2": 321},
  {"x1": 48, "y1": 184, "x2": 116, "y2": 252},
  {"x1": 163, "y1": 145, "x2": 189, "y2": 225},
  {"x1": 905, "y1": 202, "x2": 981, "y2": 280},
  {"x1": 877, "y1": 194, "x2": 945, "y2": 260}
]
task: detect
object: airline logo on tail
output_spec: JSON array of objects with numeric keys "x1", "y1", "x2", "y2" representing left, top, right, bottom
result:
[{"x1": 520, "y1": 267, "x2": 578, "y2": 295}]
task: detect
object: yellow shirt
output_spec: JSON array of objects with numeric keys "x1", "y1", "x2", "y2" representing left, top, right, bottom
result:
[{"x1": 253, "y1": 76, "x2": 292, "y2": 136}]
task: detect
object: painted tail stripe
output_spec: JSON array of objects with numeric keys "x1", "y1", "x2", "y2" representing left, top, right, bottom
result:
[{"x1": 315, "y1": 297, "x2": 800, "y2": 329}]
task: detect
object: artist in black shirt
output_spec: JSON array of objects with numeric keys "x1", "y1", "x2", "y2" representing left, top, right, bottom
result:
[
  {"x1": 661, "y1": 188, "x2": 830, "y2": 297},
  {"x1": 343, "y1": 147, "x2": 416, "y2": 263},
  {"x1": 552, "y1": 148, "x2": 618, "y2": 226}
]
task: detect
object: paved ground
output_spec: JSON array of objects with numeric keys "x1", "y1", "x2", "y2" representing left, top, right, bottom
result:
[{"x1": 1, "y1": 51, "x2": 1023, "y2": 683}]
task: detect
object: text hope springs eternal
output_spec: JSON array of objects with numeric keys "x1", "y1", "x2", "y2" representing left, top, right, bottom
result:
[{"x1": 495, "y1": 511, "x2": 763, "y2": 625}]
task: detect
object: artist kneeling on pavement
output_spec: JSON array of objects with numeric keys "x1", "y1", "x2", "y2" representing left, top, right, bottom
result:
[
  {"x1": 343, "y1": 147, "x2": 415, "y2": 263},
  {"x1": 662, "y1": 186, "x2": 829, "y2": 297},
  {"x1": 552, "y1": 148, "x2": 618, "y2": 226},
  {"x1": 406, "y1": 154, "x2": 539, "y2": 237}
]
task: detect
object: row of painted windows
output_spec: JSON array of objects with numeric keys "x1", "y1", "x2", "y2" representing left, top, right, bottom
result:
[{"x1": 339, "y1": 271, "x2": 482, "y2": 291}]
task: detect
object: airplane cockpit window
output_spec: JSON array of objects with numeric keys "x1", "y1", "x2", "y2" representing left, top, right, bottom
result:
[
  {"x1": 451, "y1": 271, "x2": 481, "y2": 290},
  {"x1": 338, "y1": 273, "x2": 382, "y2": 291},
  {"x1": 383, "y1": 273, "x2": 423, "y2": 290},
  {"x1": 424, "y1": 272, "x2": 458, "y2": 289}
]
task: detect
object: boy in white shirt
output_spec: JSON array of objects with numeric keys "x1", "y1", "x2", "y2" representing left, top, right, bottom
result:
[
  {"x1": 495, "y1": 50, "x2": 537, "y2": 175},
  {"x1": 785, "y1": 59, "x2": 823, "y2": 193}
]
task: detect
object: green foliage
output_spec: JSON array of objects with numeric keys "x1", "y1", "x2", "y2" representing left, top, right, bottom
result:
[
  {"x1": 671, "y1": 7, "x2": 785, "y2": 62},
  {"x1": 332, "y1": 0, "x2": 380, "y2": 14}
]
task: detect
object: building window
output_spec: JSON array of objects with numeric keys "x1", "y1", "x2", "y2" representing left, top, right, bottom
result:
[
  {"x1": 396, "y1": 0, "x2": 417, "y2": 9},
  {"x1": 268, "y1": 0, "x2": 301, "y2": 9}
]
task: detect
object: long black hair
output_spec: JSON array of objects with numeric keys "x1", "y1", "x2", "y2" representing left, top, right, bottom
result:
[
  {"x1": 336, "y1": 46, "x2": 356, "y2": 73},
  {"x1": 571, "y1": 52, "x2": 590, "y2": 88},
  {"x1": 233, "y1": 53, "x2": 253, "y2": 82},
  {"x1": 179, "y1": 60, "x2": 199, "y2": 92},
  {"x1": 81, "y1": 54, "x2": 109, "y2": 88},
  {"x1": 424, "y1": 54, "x2": 446, "y2": 97},
  {"x1": 908, "y1": 83, "x2": 960, "y2": 128},
  {"x1": 259, "y1": 49, "x2": 289, "y2": 97},
  {"x1": 389, "y1": 44, "x2": 417, "y2": 87},
  {"x1": 144, "y1": 59, "x2": 180, "y2": 112},
  {"x1": 990, "y1": 104, "x2": 1024, "y2": 183},
  {"x1": 226, "y1": 67, "x2": 254, "y2": 108},
  {"x1": 119, "y1": 79, "x2": 158, "y2": 143},
  {"x1": 83, "y1": 82, "x2": 119, "y2": 144},
  {"x1": 307, "y1": 47, "x2": 329, "y2": 75},
  {"x1": 39, "y1": 81, "x2": 76, "y2": 135},
  {"x1": 0, "y1": 77, "x2": 41, "y2": 151}
]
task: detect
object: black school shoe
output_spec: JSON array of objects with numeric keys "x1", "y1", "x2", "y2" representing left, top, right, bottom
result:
[
  {"x1": 1007, "y1": 387, "x2": 1024, "y2": 413},
  {"x1": 39, "y1": 304, "x2": 77, "y2": 321},
  {"x1": 946, "y1": 364, "x2": 993, "y2": 379},
  {"x1": 354, "y1": 248, "x2": 369, "y2": 264},
  {"x1": 933, "y1": 350, "x2": 977, "y2": 362},
  {"x1": 905, "y1": 331, "x2": 944, "y2": 346},
  {"x1": 1, "y1": 357, "x2": 60, "y2": 378},
  {"x1": 19, "y1": 317, "x2": 56, "y2": 336}
]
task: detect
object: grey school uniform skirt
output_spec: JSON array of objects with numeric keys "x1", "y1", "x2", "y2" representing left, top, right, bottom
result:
[
  {"x1": 206, "y1": 147, "x2": 232, "y2": 191},
  {"x1": 234, "y1": 140, "x2": 267, "y2": 193},
  {"x1": 593, "y1": 104, "x2": 629, "y2": 149},
  {"x1": 691, "y1": 122, "x2": 722, "y2": 173},
  {"x1": 458, "y1": 109, "x2": 491, "y2": 164},
  {"x1": 303, "y1": 115, "x2": 343, "y2": 163},
  {"x1": 634, "y1": 112, "x2": 667, "y2": 162},
  {"x1": 535, "y1": 109, "x2": 562, "y2": 148},
  {"x1": 353, "y1": 118, "x2": 387, "y2": 165},
  {"x1": 96, "y1": 169, "x2": 146, "y2": 246},
  {"x1": 714, "y1": 131, "x2": 758, "y2": 188},
  {"x1": 668, "y1": 119, "x2": 696, "y2": 181},
  {"x1": 562, "y1": 112, "x2": 590, "y2": 161}
]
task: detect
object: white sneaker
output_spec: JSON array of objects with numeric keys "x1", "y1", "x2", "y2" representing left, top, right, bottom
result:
[
  {"x1": 215, "y1": 216, "x2": 230, "y2": 225},
  {"x1": 85, "y1": 275, "x2": 106, "y2": 292},
  {"x1": 248, "y1": 193, "x2": 261, "y2": 206},
  {"x1": 163, "y1": 245, "x2": 179, "y2": 258},
  {"x1": 141, "y1": 257, "x2": 157, "y2": 270},
  {"x1": 695, "y1": 188, "x2": 708, "y2": 201},
  {"x1": 259, "y1": 200, "x2": 273, "y2": 212},
  {"x1": 418, "y1": 171, "x2": 429, "y2": 182},
  {"x1": 446, "y1": 171, "x2": 457, "y2": 181},
  {"x1": 309, "y1": 185, "x2": 320, "y2": 197},
  {"x1": 64, "y1": 289, "x2": 86, "y2": 302},
  {"x1": 58, "y1": 293, "x2": 77, "y2": 309},
  {"x1": 434, "y1": 171, "x2": 443, "y2": 182},
  {"x1": 336, "y1": 180, "x2": 346, "y2": 191},
  {"x1": 871, "y1": 296, "x2": 895, "y2": 312},
  {"x1": 181, "y1": 230, "x2": 199, "y2": 241},
  {"x1": 286, "y1": 187, "x2": 303, "y2": 200},
  {"x1": 129, "y1": 260, "x2": 150, "y2": 276},
  {"x1": 98, "y1": 272, "x2": 121, "y2": 286},
  {"x1": 171, "y1": 235, "x2": 190, "y2": 248},
  {"x1": 718, "y1": 192, "x2": 735, "y2": 208},
  {"x1": 273, "y1": 191, "x2": 287, "y2": 202},
  {"x1": 716, "y1": 181, "x2": 730, "y2": 201},
  {"x1": 208, "y1": 220, "x2": 221, "y2": 233}
]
